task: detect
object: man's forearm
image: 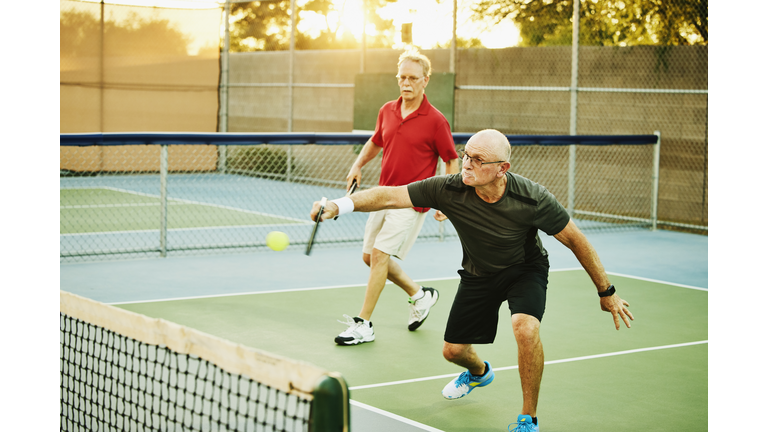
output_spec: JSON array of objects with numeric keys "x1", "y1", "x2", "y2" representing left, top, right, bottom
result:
[
  {"x1": 349, "y1": 186, "x2": 413, "y2": 213},
  {"x1": 554, "y1": 220, "x2": 611, "y2": 291},
  {"x1": 351, "y1": 139, "x2": 381, "y2": 170},
  {"x1": 571, "y1": 238, "x2": 612, "y2": 291}
]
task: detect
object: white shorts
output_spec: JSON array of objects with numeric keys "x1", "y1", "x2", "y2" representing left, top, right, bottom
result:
[{"x1": 362, "y1": 208, "x2": 428, "y2": 260}]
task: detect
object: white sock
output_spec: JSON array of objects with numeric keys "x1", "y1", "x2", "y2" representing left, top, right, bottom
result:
[{"x1": 410, "y1": 287, "x2": 425, "y2": 301}]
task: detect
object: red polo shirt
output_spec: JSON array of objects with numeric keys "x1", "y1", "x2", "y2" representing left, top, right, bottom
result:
[{"x1": 371, "y1": 94, "x2": 457, "y2": 212}]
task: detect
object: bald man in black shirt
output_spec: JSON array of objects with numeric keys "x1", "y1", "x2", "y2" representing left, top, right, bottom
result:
[{"x1": 312, "y1": 129, "x2": 634, "y2": 432}]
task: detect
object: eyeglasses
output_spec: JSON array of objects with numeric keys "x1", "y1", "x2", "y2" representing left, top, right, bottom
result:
[
  {"x1": 396, "y1": 75, "x2": 424, "y2": 84},
  {"x1": 459, "y1": 150, "x2": 506, "y2": 166}
]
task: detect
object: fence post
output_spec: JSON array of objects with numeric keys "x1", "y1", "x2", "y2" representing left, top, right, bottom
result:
[
  {"x1": 288, "y1": 0, "x2": 296, "y2": 132},
  {"x1": 567, "y1": 0, "x2": 580, "y2": 217},
  {"x1": 286, "y1": 146, "x2": 292, "y2": 183},
  {"x1": 360, "y1": 0, "x2": 366, "y2": 73},
  {"x1": 218, "y1": 0, "x2": 231, "y2": 172},
  {"x1": 651, "y1": 131, "x2": 661, "y2": 231},
  {"x1": 567, "y1": 146, "x2": 576, "y2": 217},
  {"x1": 160, "y1": 145, "x2": 169, "y2": 257},
  {"x1": 438, "y1": 159, "x2": 446, "y2": 241}
]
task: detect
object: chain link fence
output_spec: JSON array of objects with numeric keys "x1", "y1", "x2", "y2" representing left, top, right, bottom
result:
[
  {"x1": 60, "y1": 133, "x2": 659, "y2": 262},
  {"x1": 60, "y1": 0, "x2": 707, "y2": 261}
]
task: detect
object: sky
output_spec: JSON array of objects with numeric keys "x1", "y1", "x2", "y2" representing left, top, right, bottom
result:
[{"x1": 75, "y1": 0, "x2": 520, "y2": 50}]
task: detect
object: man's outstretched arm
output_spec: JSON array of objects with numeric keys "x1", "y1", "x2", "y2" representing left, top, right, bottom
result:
[
  {"x1": 554, "y1": 219, "x2": 634, "y2": 330},
  {"x1": 310, "y1": 185, "x2": 413, "y2": 221}
]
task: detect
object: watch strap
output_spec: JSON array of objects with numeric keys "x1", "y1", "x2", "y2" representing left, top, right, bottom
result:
[{"x1": 598, "y1": 285, "x2": 616, "y2": 298}]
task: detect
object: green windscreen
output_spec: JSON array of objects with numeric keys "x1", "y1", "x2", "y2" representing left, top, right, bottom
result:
[{"x1": 353, "y1": 73, "x2": 455, "y2": 131}]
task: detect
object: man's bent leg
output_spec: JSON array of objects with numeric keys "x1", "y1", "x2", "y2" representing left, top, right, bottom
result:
[
  {"x1": 363, "y1": 251, "x2": 420, "y2": 296},
  {"x1": 358, "y1": 248, "x2": 393, "y2": 321},
  {"x1": 512, "y1": 313, "x2": 544, "y2": 418},
  {"x1": 383, "y1": 255, "x2": 421, "y2": 297},
  {"x1": 442, "y1": 342, "x2": 486, "y2": 375},
  {"x1": 441, "y1": 342, "x2": 495, "y2": 399}
]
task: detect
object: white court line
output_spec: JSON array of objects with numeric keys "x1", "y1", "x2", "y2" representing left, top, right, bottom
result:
[
  {"x1": 107, "y1": 269, "x2": 706, "y2": 305},
  {"x1": 349, "y1": 340, "x2": 708, "y2": 391},
  {"x1": 606, "y1": 271, "x2": 708, "y2": 291},
  {"x1": 107, "y1": 283, "x2": 372, "y2": 305},
  {"x1": 108, "y1": 278, "x2": 462, "y2": 304},
  {"x1": 413, "y1": 269, "x2": 708, "y2": 291},
  {"x1": 540, "y1": 268, "x2": 707, "y2": 291},
  {"x1": 61, "y1": 222, "x2": 309, "y2": 238},
  {"x1": 350, "y1": 400, "x2": 446, "y2": 432},
  {"x1": 62, "y1": 185, "x2": 309, "y2": 223}
]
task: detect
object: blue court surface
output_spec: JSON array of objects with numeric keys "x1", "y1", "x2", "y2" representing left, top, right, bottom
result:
[{"x1": 60, "y1": 227, "x2": 707, "y2": 431}]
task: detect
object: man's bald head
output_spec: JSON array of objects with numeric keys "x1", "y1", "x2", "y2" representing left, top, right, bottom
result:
[{"x1": 468, "y1": 129, "x2": 511, "y2": 162}]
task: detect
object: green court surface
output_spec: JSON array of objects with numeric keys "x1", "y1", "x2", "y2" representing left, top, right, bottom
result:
[
  {"x1": 116, "y1": 270, "x2": 707, "y2": 432},
  {"x1": 60, "y1": 188, "x2": 300, "y2": 234}
]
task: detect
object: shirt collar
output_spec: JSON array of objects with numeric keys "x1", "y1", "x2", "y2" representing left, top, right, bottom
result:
[{"x1": 394, "y1": 93, "x2": 431, "y2": 115}]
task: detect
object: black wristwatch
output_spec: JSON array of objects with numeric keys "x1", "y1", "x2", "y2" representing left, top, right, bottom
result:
[{"x1": 598, "y1": 285, "x2": 616, "y2": 298}]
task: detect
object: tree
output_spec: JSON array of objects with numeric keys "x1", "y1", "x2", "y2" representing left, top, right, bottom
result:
[
  {"x1": 61, "y1": 10, "x2": 192, "y2": 57},
  {"x1": 432, "y1": 37, "x2": 486, "y2": 49},
  {"x1": 228, "y1": 0, "x2": 397, "y2": 52},
  {"x1": 469, "y1": 0, "x2": 707, "y2": 47}
]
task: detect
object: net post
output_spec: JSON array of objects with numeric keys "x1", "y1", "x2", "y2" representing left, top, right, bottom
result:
[
  {"x1": 160, "y1": 144, "x2": 168, "y2": 257},
  {"x1": 310, "y1": 372, "x2": 350, "y2": 432},
  {"x1": 651, "y1": 131, "x2": 661, "y2": 231}
]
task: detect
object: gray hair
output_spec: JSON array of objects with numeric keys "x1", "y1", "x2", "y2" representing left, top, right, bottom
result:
[{"x1": 398, "y1": 48, "x2": 432, "y2": 77}]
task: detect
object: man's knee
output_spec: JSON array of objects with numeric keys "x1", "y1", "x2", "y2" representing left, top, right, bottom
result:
[
  {"x1": 362, "y1": 253, "x2": 371, "y2": 267},
  {"x1": 512, "y1": 314, "x2": 541, "y2": 345},
  {"x1": 442, "y1": 342, "x2": 466, "y2": 362},
  {"x1": 370, "y1": 248, "x2": 390, "y2": 266}
]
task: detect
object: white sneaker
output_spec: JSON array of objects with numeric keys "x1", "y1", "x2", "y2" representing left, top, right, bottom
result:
[
  {"x1": 408, "y1": 287, "x2": 439, "y2": 331},
  {"x1": 334, "y1": 315, "x2": 375, "y2": 345}
]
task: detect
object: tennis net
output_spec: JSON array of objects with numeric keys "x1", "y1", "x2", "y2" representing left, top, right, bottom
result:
[{"x1": 60, "y1": 291, "x2": 349, "y2": 432}]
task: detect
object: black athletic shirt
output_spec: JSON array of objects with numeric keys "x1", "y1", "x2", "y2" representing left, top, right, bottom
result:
[{"x1": 407, "y1": 172, "x2": 571, "y2": 276}]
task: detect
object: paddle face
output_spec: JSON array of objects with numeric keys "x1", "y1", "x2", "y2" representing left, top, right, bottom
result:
[{"x1": 305, "y1": 197, "x2": 327, "y2": 255}]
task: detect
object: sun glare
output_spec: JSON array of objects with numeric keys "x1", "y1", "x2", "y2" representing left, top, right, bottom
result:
[
  {"x1": 76, "y1": 0, "x2": 520, "y2": 49},
  {"x1": 379, "y1": 0, "x2": 519, "y2": 49},
  {"x1": 78, "y1": 0, "x2": 222, "y2": 8},
  {"x1": 338, "y1": 0, "x2": 366, "y2": 37}
]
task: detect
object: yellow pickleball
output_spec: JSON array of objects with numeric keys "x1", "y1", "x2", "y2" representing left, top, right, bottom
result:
[{"x1": 266, "y1": 231, "x2": 290, "y2": 251}]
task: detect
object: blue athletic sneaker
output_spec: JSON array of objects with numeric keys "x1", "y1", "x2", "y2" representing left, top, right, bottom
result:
[
  {"x1": 441, "y1": 361, "x2": 495, "y2": 399},
  {"x1": 508, "y1": 415, "x2": 538, "y2": 432}
]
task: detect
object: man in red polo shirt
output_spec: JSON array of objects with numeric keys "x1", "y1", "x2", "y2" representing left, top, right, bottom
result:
[{"x1": 334, "y1": 49, "x2": 460, "y2": 346}]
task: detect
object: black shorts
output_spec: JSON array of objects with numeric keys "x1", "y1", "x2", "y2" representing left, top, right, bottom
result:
[{"x1": 444, "y1": 258, "x2": 549, "y2": 345}]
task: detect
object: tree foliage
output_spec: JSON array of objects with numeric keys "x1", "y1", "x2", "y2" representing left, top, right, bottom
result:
[
  {"x1": 470, "y1": 0, "x2": 707, "y2": 47},
  {"x1": 61, "y1": 10, "x2": 192, "y2": 57},
  {"x1": 229, "y1": 0, "x2": 397, "y2": 52},
  {"x1": 432, "y1": 37, "x2": 486, "y2": 49}
]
